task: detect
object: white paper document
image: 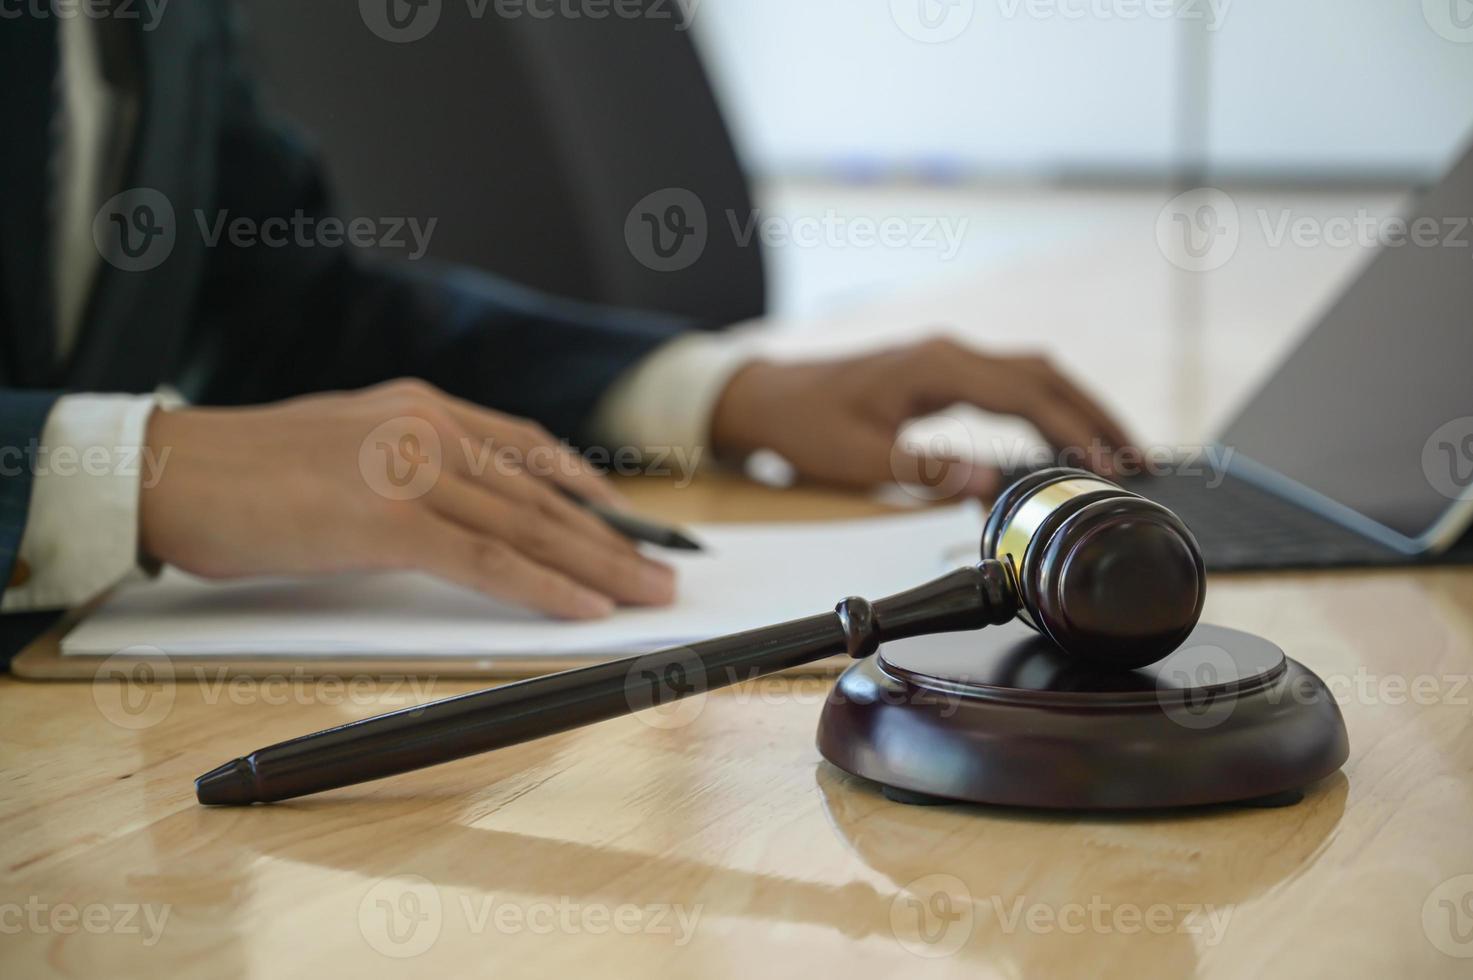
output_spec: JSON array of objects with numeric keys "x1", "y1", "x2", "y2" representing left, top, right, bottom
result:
[{"x1": 61, "y1": 505, "x2": 983, "y2": 659}]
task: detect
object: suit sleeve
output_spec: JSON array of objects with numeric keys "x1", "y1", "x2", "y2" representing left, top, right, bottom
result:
[
  {"x1": 0, "y1": 389, "x2": 64, "y2": 606},
  {"x1": 179, "y1": 9, "x2": 687, "y2": 443},
  {"x1": 0, "y1": 390, "x2": 60, "y2": 660},
  {"x1": 1, "y1": 393, "x2": 163, "y2": 614}
]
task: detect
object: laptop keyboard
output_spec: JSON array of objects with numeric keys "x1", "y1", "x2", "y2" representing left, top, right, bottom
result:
[{"x1": 1119, "y1": 469, "x2": 1406, "y2": 571}]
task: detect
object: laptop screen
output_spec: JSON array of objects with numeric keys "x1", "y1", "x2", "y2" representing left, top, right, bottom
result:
[{"x1": 1220, "y1": 144, "x2": 1473, "y2": 546}]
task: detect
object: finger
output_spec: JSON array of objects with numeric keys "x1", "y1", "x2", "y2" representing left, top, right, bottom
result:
[
  {"x1": 930, "y1": 358, "x2": 1107, "y2": 464},
  {"x1": 398, "y1": 510, "x2": 618, "y2": 620},
  {"x1": 428, "y1": 477, "x2": 675, "y2": 607},
  {"x1": 392, "y1": 405, "x2": 627, "y2": 548},
  {"x1": 453, "y1": 444, "x2": 641, "y2": 557},
  {"x1": 889, "y1": 438, "x2": 1003, "y2": 500},
  {"x1": 995, "y1": 382, "x2": 1105, "y2": 462},
  {"x1": 1006, "y1": 356, "x2": 1133, "y2": 451},
  {"x1": 441, "y1": 398, "x2": 628, "y2": 506},
  {"x1": 802, "y1": 422, "x2": 1000, "y2": 498},
  {"x1": 952, "y1": 355, "x2": 1114, "y2": 454}
]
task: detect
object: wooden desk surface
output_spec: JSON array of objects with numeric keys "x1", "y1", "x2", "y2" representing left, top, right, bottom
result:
[
  {"x1": 0, "y1": 210, "x2": 1465, "y2": 977},
  {"x1": 2, "y1": 472, "x2": 1472, "y2": 980}
]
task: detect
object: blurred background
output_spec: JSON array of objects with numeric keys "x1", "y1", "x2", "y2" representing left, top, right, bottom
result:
[
  {"x1": 242, "y1": 0, "x2": 1473, "y2": 443},
  {"x1": 697, "y1": 0, "x2": 1473, "y2": 308}
]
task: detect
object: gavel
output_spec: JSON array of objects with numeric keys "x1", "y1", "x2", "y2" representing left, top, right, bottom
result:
[{"x1": 196, "y1": 468, "x2": 1205, "y2": 805}]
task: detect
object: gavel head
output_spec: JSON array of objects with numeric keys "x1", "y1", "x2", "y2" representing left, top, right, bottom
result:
[{"x1": 981, "y1": 468, "x2": 1205, "y2": 669}]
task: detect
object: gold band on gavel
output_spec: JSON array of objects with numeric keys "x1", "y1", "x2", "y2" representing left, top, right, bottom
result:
[{"x1": 995, "y1": 476, "x2": 1120, "y2": 625}]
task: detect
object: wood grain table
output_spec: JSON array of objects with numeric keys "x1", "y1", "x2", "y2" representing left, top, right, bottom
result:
[
  {"x1": 4, "y1": 203, "x2": 1470, "y2": 978},
  {"x1": 2, "y1": 470, "x2": 1472, "y2": 979}
]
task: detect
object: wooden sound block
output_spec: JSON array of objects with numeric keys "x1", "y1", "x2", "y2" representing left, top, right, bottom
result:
[{"x1": 816, "y1": 622, "x2": 1349, "y2": 810}]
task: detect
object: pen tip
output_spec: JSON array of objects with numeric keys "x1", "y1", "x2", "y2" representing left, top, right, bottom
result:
[
  {"x1": 669, "y1": 532, "x2": 705, "y2": 552},
  {"x1": 195, "y1": 757, "x2": 260, "y2": 806}
]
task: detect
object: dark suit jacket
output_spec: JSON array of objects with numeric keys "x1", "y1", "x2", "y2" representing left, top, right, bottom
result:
[{"x1": 0, "y1": 4, "x2": 692, "y2": 653}]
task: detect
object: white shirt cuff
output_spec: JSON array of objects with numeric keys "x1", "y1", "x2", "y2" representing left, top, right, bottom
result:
[
  {"x1": 2, "y1": 393, "x2": 167, "y2": 612},
  {"x1": 588, "y1": 326, "x2": 762, "y2": 466}
]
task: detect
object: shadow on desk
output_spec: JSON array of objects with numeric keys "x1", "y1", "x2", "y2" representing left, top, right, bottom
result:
[{"x1": 149, "y1": 757, "x2": 1345, "y2": 973}]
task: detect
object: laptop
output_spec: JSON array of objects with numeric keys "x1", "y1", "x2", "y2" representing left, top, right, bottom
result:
[{"x1": 1083, "y1": 144, "x2": 1473, "y2": 572}]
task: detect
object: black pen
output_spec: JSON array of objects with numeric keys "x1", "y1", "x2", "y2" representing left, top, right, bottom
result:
[{"x1": 557, "y1": 487, "x2": 705, "y2": 552}]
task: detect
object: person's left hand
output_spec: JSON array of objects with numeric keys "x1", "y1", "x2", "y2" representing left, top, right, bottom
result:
[{"x1": 708, "y1": 337, "x2": 1132, "y2": 499}]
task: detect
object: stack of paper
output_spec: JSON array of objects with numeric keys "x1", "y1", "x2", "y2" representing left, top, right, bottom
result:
[{"x1": 62, "y1": 505, "x2": 984, "y2": 659}]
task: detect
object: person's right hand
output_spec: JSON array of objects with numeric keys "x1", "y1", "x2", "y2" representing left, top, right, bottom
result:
[
  {"x1": 709, "y1": 338, "x2": 1133, "y2": 497},
  {"x1": 139, "y1": 380, "x2": 676, "y2": 619}
]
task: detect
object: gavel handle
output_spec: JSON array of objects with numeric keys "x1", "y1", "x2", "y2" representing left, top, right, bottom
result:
[{"x1": 195, "y1": 562, "x2": 1017, "y2": 805}]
